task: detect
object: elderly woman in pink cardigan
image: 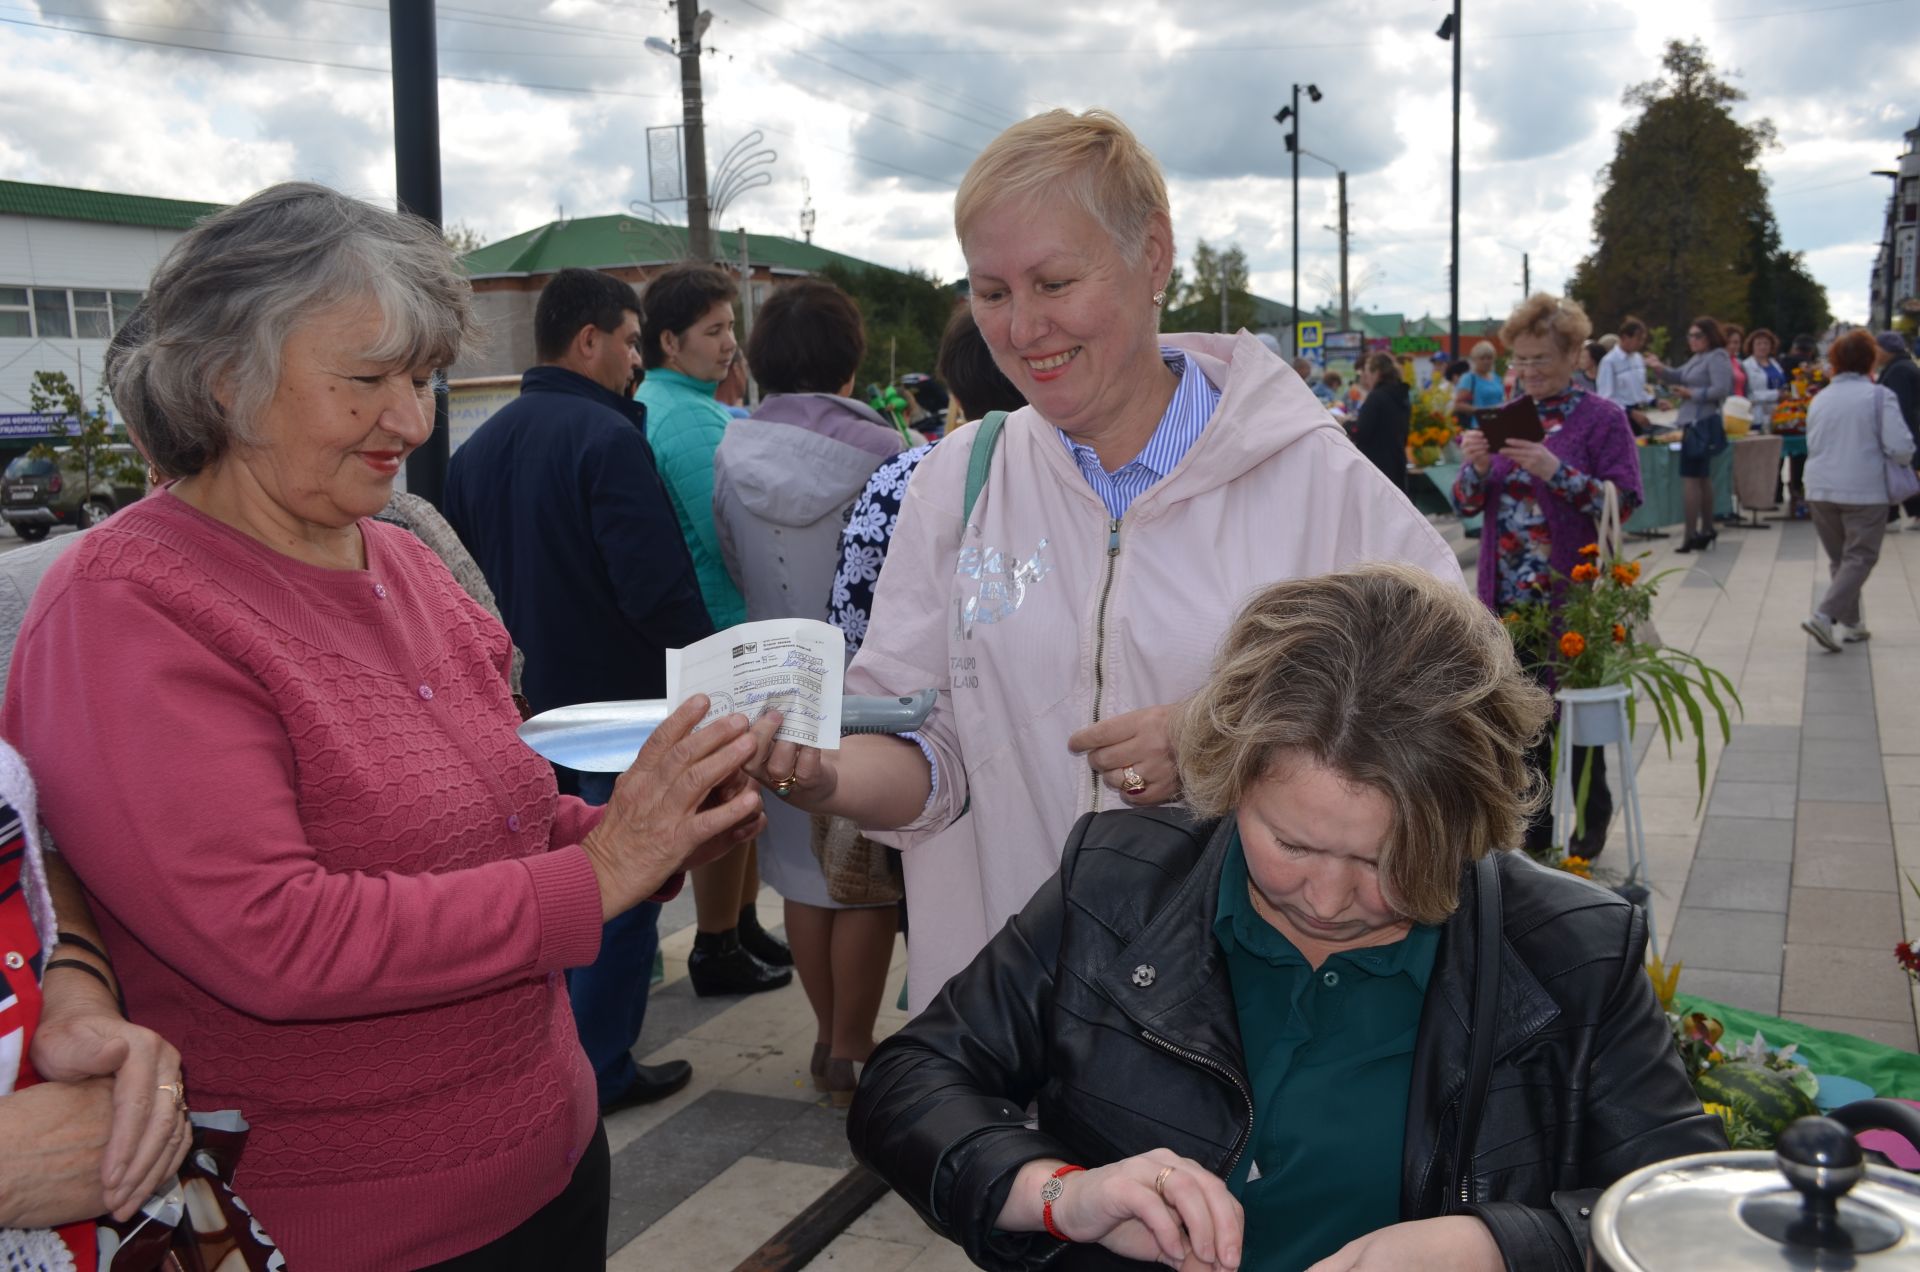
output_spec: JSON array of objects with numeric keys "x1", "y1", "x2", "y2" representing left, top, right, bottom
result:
[
  {"x1": 744, "y1": 109, "x2": 1459, "y2": 1011},
  {"x1": 3, "y1": 183, "x2": 765, "y2": 1271}
]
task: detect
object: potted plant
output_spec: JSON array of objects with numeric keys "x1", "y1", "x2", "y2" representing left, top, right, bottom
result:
[{"x1": 1502, "y1": 545, "x2": 1741, "y2": 818}]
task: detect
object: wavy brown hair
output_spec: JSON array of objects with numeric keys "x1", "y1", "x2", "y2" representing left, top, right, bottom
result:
[{"x1": 1176, "y1": 564, "x2": 1552, "y2": 923}]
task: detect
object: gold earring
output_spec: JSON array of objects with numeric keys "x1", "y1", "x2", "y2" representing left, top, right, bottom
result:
[{"x1": 1152, "y1": 289, "x2": 1167, "y2": 308}]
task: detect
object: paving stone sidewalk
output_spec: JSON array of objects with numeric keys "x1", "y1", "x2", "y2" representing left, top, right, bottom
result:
[{"x1": 602, "y1": 514, "x2": 1920, "y2": 1272}]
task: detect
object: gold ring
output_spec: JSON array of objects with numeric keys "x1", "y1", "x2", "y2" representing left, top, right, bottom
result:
[
  {"x1": 159, "y1": 1080, "x2": 185, "y2": 1112},
  {"x1": 1122, "y1": 766, "x2": 1147, "y2": 795},
  {"x1": 1154, "y1": 1165, "x2": 1173, "y2": 1201},
  {"x1": 772, "y1": 775, "x2": 797, "y2": 798}
]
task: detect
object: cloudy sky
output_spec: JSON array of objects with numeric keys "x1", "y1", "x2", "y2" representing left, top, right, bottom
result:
[{"x1": 2, "y1": 0, "x2": 1912, "y2": 325}]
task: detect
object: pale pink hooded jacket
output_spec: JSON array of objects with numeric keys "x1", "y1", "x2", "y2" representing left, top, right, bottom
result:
[{"x1": 846, "y1": 332, "x2": 1464, "y2": 1008}]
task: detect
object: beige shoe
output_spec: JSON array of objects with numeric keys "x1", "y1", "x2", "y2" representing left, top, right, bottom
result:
[
  {"x1": 1801, "y1": 613, "x2": 1841, "y2": 652},
  {"x1": 1838, "y1": 623, "x2": 1872, "y2": 643}
]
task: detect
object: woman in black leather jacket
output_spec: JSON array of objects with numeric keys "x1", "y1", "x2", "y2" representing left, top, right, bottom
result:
[{"x1": 849, "y1": 565, "x2": 1721, "y2": 1272}]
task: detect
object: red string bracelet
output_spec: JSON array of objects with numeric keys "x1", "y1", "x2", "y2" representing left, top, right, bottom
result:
[{"x1": 1041, "y1": 1164, "x2": 1087, "y2": 1241}]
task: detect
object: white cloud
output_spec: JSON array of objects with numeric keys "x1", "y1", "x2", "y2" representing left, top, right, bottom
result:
[{"x1": 2, "y1": 0, "x2": 1912, "y2": 324}]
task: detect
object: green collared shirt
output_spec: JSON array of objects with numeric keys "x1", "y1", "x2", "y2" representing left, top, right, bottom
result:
[{"x1": 1213, "y1": 829, "x2": 1440, "y2": 1272}]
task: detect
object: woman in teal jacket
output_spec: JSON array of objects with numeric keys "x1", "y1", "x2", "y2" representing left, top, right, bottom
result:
[
  {"x1": 637, "y1": 263, "x2": 789, "y2": 996},
  {"x1": 638, "y1": 264, "x2": 747, "y2": 629}
]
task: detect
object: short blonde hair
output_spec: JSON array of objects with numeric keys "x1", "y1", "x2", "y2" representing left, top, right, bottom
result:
[
  {"x1": 954, "y1": 109, "x2": 1170, "y2": 262},
  {"x1": 1470, "y1": 341, "x2": 1496, "y2": 361},
  {"x1": 1501, "y1": 292, "x2": 1593, "y2": 358},
  {"x1": 1176, "y1": 565, "x2": 1551, "y2": 924}
]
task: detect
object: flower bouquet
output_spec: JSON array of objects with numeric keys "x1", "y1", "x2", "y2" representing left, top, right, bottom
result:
[
  {"x1": 1408, "y1": 389, "x2": 1457, "y2": 466},
  {"x1": 1501, "y1": 545, "x2": 1740, "y2": 805},
  {"x1": 1768, "y1": 363, "x2": 1828, "y2": 436}
]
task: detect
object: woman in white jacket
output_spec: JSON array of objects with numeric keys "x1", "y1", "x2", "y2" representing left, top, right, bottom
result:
[
  {"x1": 1800, "y1": 329, "x2": 1915, "y2": 651},
  {"x1": 1742, "y1": 328, "x2": 1787, "y2": 433},
  {"x1": 744, "y1": 110, "x2": 1458, "y2": 1008}
]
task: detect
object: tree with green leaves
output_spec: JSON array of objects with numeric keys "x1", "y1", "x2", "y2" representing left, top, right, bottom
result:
[
  {"x1": 1570, "y1": 40, "x2": 1826, "y2": 360},
  {"x1": 1162, "y1": 240, "x2": 1256, "y2": 333},
  {"x1": 25, "y1": 370, "x2": 146, "y2": 518},
  {"x1": 817, "y1": 262, "x2": 957, "y2": 393}
]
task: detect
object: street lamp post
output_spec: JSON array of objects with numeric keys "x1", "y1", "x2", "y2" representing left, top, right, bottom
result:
[
  {"x1": 1437, "y1": 1, "x2": 1461, "y2": 357},
  {"x1": 1275, "y1": 83, "x2": 1321, "y2": 357}
]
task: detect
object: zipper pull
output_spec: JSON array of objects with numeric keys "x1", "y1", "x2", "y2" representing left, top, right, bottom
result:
[{"x1": 1108, "y1": 518, "x2": 1121, "y2": 555}]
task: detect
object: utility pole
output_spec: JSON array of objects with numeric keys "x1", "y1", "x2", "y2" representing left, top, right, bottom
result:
[
  {"x1": 389, "y1": 0, "x2": 448, "y2": 506},
  {"x1": 1337, "y1": 171, "x2": 1350, "y2": 333},
  {"x1": 1220, "y1": 286, "x2": 1229, "y2": 334},
  {"x1": 1522, "y1": 252, "x2": 1530, "y2": 297},
  {"x1": 677, "y1": 0, "x2": 713, "y2": 262}
]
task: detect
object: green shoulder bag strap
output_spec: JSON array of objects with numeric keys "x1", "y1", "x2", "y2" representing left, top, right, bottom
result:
[
  {"x1": 962, "y1": 410, "x2": 1010, "y2": 526},
  {"x1": 950, "y1": 410, "x2": 1007, "y2": 824}
]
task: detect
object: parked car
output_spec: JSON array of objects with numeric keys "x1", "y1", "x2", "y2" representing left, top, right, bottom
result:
[{"x1": 2, "y1": 445, "x2": 145, "y2": 541}]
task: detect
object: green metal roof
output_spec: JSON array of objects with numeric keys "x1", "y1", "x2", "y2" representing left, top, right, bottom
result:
[
  {"x1": 0, "y1": 179, "x2": 221, "y2": 230},
  {"x1": 463, "y1": 215, "x2": 900, "y2": 278}
]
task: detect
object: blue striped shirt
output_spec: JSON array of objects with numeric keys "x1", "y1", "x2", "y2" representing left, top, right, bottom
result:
[{"x1": 1058, "y1": 349, "x2": 1221, "y2": 520}]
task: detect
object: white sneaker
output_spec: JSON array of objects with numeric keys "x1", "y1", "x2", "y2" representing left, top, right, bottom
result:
[
  {"x1": 1838, "y1": 622, "x2": 1872, "y2": 643},
  {"x1": 1801, "y1": 612, "x2": 1841, "y2": 652}
]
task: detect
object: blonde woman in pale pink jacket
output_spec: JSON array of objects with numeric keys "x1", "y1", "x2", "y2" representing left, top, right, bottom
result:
[{"x1": 747, "y1": 110, "x2": 1459, "y2": 1008}]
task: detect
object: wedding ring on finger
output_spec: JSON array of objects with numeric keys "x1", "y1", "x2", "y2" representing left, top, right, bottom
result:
[
  {"x1": 159, "y1": 1080, "x2": 186, "y2": 1113},
  {"x1": 1154, "y1": 1165, "x2": 1174, "y2": 1202},
  {"x1": 772, "y1": 773, "x2": 798, "y2": 798},
  {"x1": 1122, "y1": 766, "x2": 1147, "y2": 795}
]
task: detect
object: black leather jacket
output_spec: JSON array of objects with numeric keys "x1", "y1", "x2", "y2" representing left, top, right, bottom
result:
[{"x1": 849, "y1": 809, "x2": 1723, "y2": 1271}]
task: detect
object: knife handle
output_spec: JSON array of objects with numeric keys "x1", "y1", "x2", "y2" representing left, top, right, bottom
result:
[{"x1": 842, "y1": 690, "x2": 937, "y2": 735}]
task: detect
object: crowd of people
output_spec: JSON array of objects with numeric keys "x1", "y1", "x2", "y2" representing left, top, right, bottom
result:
[{"x1": 3, "y1": 102, "x2": 1914, "y2": 1272}]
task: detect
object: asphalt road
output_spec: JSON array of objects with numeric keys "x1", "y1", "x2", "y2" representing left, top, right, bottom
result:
[{"x1": 0, "y1": 524, "x2": 79, "y2": 555}]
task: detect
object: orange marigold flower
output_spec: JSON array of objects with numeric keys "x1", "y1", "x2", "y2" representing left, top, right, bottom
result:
[
  {"x1": 1559, "y1": 631, "x2": 1587, "y2": 658},
  {"x1": 1570, "y1": 563, "x2": 1600, "y2": 584},
  {"x1": 1612, "y1": 623, "x2": 1627, "y2": 643},
  {"x1": 1560, "y1": 855, "x2": 1594, "y2": 878},
  {"x1": 1577, "y1": 544, "x2": 1600, "y2": 557},
  {"x1": 1611, "y1": 561, "x2": 1641, "y2": 584}
]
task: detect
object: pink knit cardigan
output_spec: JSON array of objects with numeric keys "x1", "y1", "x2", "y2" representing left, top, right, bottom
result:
[{"x1": 3, "y1": 492, "x2": 610, "y2": 1270}]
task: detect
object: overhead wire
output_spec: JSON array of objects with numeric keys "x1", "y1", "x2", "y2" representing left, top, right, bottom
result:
[
  {"x1": 0, "y1": 14, "x2": 677, "y2": 98},
  {"x1": 724, "y1": 0, "x2": 1021, "y2": 127},
  {"x1": 811, "y1": 0, "x2": 1906, "y2": 54},
  {"x1": 2, "y1": 8, "x2": 960, "y2": 190}
]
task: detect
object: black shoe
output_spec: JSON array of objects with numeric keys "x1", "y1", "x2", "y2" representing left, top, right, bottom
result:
[
  {"x1": 738, "y1": 905, "x2": 792, "y2": 968},
  {"x1": 688, "y1": 930, "x2": 792, "y2": 997},
  {"x1": 599, "y1": 1059, "x2": 692, "y2": 1115},
  {"x1": 1674, "y1": 535, "x2": 1700, "y2": 554}
]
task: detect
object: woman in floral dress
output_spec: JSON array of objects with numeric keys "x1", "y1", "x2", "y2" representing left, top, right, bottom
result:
[{"x1": 1452, "y1": 294, "x2": 1643, "y2": 860}]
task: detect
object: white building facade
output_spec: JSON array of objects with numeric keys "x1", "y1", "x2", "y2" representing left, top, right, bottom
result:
[{"x1": 0, "y1": 181, "x2": 218, "y2": 446}]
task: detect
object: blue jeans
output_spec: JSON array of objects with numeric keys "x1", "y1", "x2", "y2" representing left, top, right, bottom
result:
[{"x1": 565, "y1": 771, "x2": 661, "y2": 1105}]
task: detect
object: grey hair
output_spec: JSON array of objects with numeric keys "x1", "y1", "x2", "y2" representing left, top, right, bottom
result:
[{"x1": 109, "y1": 181, "x2": 477, "y2": 477}]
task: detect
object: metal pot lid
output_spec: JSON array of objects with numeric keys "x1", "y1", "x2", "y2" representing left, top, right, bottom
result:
[{"x1": 1591, "y1": 1121, "x2": 1920, "y2": 1271}]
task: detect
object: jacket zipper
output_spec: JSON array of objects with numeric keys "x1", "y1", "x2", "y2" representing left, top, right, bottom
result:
[
  {"x1": 1089, "y1": 517, "x2": 1122, "y2": 808},
  {"x1": 1141, "y1": 1030, "x2": 1254, "y2": 1177}
]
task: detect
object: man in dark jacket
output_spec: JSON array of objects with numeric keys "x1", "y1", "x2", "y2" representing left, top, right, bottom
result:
[
  {"x1": 1875, "y1": 331, "x2": 1920, "y2": 525},
  {"x1": 446, "y1": 268, "x2": 720, "y2": 1114}
]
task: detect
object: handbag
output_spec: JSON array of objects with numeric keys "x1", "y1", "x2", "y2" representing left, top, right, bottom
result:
[
  {"x1": 97, "y1": 1111, "x2": 284, "y2": 1271},
  {"x1": 1598, "y1": 481, "x2": 1662, "y2": 650},
  {"x1": 809, "y1": 813, "x2": 903, "y2": 906},
  {"x1": 1680, "y1": 412, "x2": 1727, "y2": 460},
  {"x1": 1887, "y1": 456, "x2": 1920, "y2": 505}
]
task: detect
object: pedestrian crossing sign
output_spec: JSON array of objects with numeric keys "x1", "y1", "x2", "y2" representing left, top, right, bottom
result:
[{"x1": 1297, "y1": 321, "x2": 1323, "y2": 349}]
